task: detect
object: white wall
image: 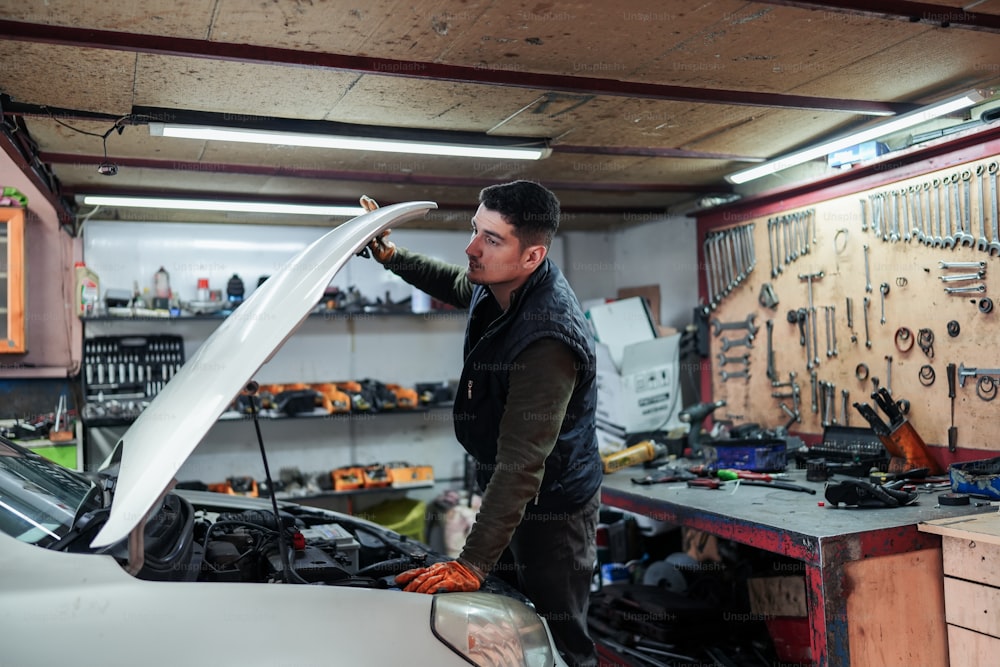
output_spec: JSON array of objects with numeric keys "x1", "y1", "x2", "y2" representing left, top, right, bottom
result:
[{"x1": 563, "y1": 213, "x2": 699, "y2": 330}]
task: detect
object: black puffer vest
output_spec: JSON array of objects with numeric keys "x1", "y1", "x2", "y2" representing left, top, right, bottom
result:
[{"x1": 453, "y1": 258, "x2": 603, "y2": 512}]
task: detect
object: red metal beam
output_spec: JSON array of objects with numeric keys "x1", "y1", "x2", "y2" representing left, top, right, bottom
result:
[
  {"x1": 0, "y1": 19, "x2": 917, "y2": 116},
  {"x1": 756, "y1": 0, "x2": 1000, "y2": 33}
]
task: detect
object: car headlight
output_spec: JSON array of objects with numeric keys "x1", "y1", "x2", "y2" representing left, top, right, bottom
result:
[{"x1": 431, "y1": 592, "x2": 556, "y2": 667}]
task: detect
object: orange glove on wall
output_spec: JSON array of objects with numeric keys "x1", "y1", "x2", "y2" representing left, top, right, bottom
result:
[{"x1": 395, "y1": 559, "x2": 484, "y2": 594}]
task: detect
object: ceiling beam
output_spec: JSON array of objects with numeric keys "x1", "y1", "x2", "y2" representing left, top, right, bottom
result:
[
  {"x1": 42, "y1": 153, "x2": 733, "y2": 194},
  {"x1": 0, "y1": 19, "x2": 918, "y2": 116},
  {"x1": 754, "y1": 0, "x2": 1000, "y2": 32}
]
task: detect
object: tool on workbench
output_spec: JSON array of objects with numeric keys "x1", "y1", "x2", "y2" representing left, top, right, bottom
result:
[
  {"x1": 824, "y1": 478, "x2": 918, "y2": 508},
  {"x1": 735, "y1": 478, "x2": 817, "y2": 494},
  {"x1": 631, "y1": 467, "x2": 696, "y2": 485},
  {"x1": 687, "y1": 478, "x2": 723, "y2": 489},
  {"x1": 947, "y1": 362, "x2": 958, "y2": 452},
  {"x1": 853, "y1": 388, "x2": 941, "y2": 474},
  {"x1": 601, "y1": 440, "x2": 669, "y2": 474},
  {"x1": 677, "y1": 399, "x2": 726, "y2": 455}
]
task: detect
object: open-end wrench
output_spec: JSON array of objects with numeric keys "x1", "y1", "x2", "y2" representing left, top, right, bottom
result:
[
  {"x1": 958, "y1": 170, "x2": 975, "y2": 248},
  {"x1": 885, "y1": 355, "x2": 893, "y2": 395},
  {"x1": 767, "y1": 219, "x2": 777, "y2": 278},
  {"x1": 720, "y1": 334, "x2": 753, "y2": 352},
  {"x1": 720, "y1": 369, "x2": 750, "y2": 382},
  {"x1": 704, "y1": 235, "x2": 717, "y2": 308},
  {"x1": 824, "y1": 306, "x2": 833, "y2": 356},
  {"x1": 921, "y1": 181, "x2": 932, "y2": 245},
  {"x1": 717, "y1": 352, "x2": 750, "y2": 367},
  {"x1": 989, "y1": 162, "x2": 1000, "y2": 257},
  {"x1": 863, "y1": 244, "x2": 872, "y2": 292},
  {"x1": 800, "y1": 271, "x2": 824, "y2": 369},
  {"x1": 860, "y1": 199, "x2": 868, "y2": 232},
  {"x1": 841, "y1": 389, "x2": 850, "y2": 426},
  {"x1": 711, "y1": 313, "x2": 758, "y2": 337},
  {"x1": 977, "y1": 164, "x2": 989, "y2": 252},
  {"x1": 831, "y1": 305, "x2": 838, "y2": 356},
  {"x1": 863, "y1": 296, "x2": 872, "y2": 348},
  {"x1": 879, "y1": 282, "x2": 889, "y2": 324}
]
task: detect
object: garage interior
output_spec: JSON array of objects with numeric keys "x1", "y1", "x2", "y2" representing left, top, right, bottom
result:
[{"x1": 3, "y1": 2, "x2": 1000, "y2": 666}]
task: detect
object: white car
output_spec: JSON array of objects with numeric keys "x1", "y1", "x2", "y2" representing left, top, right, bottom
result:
[{"x1": 0, "y1": 202, "x2": 567, "y2": 667}]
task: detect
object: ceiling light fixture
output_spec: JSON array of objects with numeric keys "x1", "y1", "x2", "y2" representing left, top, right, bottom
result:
[
  {"x1": 726, "y1": 90, "x2": 988, "y2": 185},
  {"x1": 81, "y1": 195, "x2": 364, "y2": 217},
  {"x1": 149, "y1": 123, "x2": 551, "y2": 160}
]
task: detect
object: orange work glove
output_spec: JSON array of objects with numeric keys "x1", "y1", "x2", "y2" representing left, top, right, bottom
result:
[
  {"x1": 358, "y1": 195, "x2": 396, "y2": 263},
  {"x1": 395, "y1": 559, "x2": 484, "y2": 594}
]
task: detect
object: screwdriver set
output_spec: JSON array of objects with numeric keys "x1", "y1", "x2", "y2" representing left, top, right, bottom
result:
[{"x1": 82, "y1": 335, "x2": 185, "y2": 425}]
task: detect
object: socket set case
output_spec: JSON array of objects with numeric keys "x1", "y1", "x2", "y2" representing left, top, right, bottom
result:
[{"x1": 82, "y1": 335, "x2": 185, "y2": 426}]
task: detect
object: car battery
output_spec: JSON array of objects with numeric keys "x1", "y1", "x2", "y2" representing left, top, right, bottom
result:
[
  {"x1": 388, "y1": 462, "x2": 435, "y2": 488},
  {"x1": 332, "y1": 466, "x2": 366, "y2": 491},
  {"x1": 81, "y1": 334, "x2": 185, "y2": 425},
  {"x1": 298, "y1": 523, "x2": 360, "y2": 572}
]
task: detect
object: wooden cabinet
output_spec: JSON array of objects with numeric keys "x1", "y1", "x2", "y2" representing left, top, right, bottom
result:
[
  {"x1": 0, "y1": 207, "x2": 25, "y2": 353},
  {"x1": 920, "y1": 513, "x2": 1000, "y2": 665}
]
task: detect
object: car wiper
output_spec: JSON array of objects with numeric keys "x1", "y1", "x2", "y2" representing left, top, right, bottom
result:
[{"x1": 52, "y1": 475, "x2": 114, "y2": 551}]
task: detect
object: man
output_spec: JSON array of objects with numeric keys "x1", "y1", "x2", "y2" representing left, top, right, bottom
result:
[{"x1": 361, "y1": 181, "x2": 603, "y2": 666}]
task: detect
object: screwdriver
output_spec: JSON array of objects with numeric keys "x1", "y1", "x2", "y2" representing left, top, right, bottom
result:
[
  {"x1": 947, "y1": 362, "x2": 957, "y2": 453},
  {"x1": 717, "y1": 469, "x2": 773, "y2": 482}
]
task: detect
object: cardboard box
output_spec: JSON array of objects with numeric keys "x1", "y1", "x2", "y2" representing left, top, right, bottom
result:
[{"x1": 594, "y1": 335, "x2": 684, "y2": 452}]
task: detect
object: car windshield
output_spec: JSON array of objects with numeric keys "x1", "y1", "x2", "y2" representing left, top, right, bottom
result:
[{"x1": 0, "y1": 439, "x2": 99, "y2": 547}]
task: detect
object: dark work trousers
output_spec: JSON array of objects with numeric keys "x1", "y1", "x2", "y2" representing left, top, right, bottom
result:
[{"x1": 501, "y1": 489, "x2": 600, "y2": 667}]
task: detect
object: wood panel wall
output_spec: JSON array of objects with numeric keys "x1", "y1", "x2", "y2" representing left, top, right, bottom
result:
[{"x1": 702, "y1": 149, "x2": 1000, "y2": 457}]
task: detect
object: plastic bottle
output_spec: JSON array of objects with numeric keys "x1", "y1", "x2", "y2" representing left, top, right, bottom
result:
[
  {"x1": 154, "y1": 266, "x2": 171, "y2": 299},
  {"x1": 197, "y1": 278, "x2": 210, "y2": 301},
  {"x1": 74, "y1": 261, "x2": 100, "y2": 316}
]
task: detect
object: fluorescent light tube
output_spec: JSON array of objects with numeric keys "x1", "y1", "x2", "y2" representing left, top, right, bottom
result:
[
  {"x1": 82, "y1": 195, "x2": 364, "y2": 217},
  {"x1": 727, "y1": 90, "x2": 987, "y2": 184},
  {"x1": 149, "y1": 123, "x2": 551, "y2": 160}
]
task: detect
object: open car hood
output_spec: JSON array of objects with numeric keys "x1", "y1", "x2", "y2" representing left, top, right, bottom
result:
[{"x1": 90, "y1": 201, "x2": 437, "y2": 549}]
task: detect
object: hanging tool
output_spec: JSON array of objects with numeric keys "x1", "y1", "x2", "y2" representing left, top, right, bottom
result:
[{"x1": 947, "y1": 362, "x2": 957, "y2": 453}]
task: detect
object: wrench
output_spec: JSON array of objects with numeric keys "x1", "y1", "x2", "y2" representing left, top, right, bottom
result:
[
  {"x1": 766, "y1": 319, "x2": 777, "y2": 382},
  {"x1": 939, "y1": 260, "x2": 986, "y2": 270},
  {"x1": 720, "y1": 334, "x2": 754, "y2": 352},
  {"x1": 889, "y1": 190, "x2": 900, "y2": 242},
  {"x1": 810, "y1": 370, "x2": 819, "y2": 414},
  {"x1": 942, "y1": 175, "x2": 956, "y2": 248},
  {"x1": 944, "y1": 284, "x2": 986, "y2": 294},
  {"x1": 921, "y1": 181, "x2": 932, "y2": 245},
  {"x1": 860, "y1": 199, "x2": 868, "y2": 232},
  {"x1": 901, "y1": 188, "x2": 912, "y2": 242},
  {"x1": 932, "y1": 178, "x2": 944, "y2": 247},
  {"x1": 863, "y1": 296, "x2": 872, "y2": 348},
  {"x1": 717, "y1": 352, "x2": 750, "y2": 367},
  {"x1": 767, "y1": 218, "x2": 777, "y2": 278},
  {"x1": 977, "y1": 164, "x2": 989, "y2": 252},
  {"x1": 885, "y1": 354, "x2": 893, "y2": 395},
  {"x1": 711, "y1": 313, "x2": 758, "y2": 337},
  {"x1": 879, "y1": 282, "x2": 889, "y2": 324},
  {"x1": 720, "y1": 369, "x2": 750, "y2": 382},
  {"x1": 958, "y1": 170, "x2": 975, "y2": 248},
  {"x1": 939, "y1": 271, "x2": 985, "y2": 283},
  {"x1": 863, "y1": 244, "x2": 872, "y2": 292},
  {"x1": 989, "y1": 162, "x2": 1000, "y2": 257},
  {"x1": 841, "y1": 389, "x2": 850, "y2": 427},
  {"x1": 831, "y1": 304, "x2": 838, "y2": 356}
]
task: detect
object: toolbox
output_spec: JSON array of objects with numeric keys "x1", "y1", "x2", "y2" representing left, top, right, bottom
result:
[
  {"x1": 949, "y1": 457, "x2": 1000, "y2": 500},
  {"x1": 702, "y1": 438, "x2": 787, "y2": 473},
  {"x1": 82, "y1": 334, "x2": 185, "y2": 425}
]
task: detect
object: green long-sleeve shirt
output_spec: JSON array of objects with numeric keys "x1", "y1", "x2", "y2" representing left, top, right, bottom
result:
[{"x1": 383, "y1": 247, "x2": 579, "y2": 573}]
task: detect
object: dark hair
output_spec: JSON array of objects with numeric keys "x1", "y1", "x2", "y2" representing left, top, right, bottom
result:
[{"x1": 479, "y1": 180, "x2": 560, "y2": 249}]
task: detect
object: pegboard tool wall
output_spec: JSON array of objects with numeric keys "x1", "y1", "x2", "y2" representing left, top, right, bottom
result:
[{"x1": 697, "y1": 139, "x2": 1000, "y2": 462}]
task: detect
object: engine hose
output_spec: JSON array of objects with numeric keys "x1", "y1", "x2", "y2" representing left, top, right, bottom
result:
[{"x1": 356, "y1": 556, "x2": 418, "y2": 578}]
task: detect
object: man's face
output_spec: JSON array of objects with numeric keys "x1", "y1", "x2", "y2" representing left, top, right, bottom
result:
[{"x1": 465, "y1": 203, "x2": 537, "y2": 287}]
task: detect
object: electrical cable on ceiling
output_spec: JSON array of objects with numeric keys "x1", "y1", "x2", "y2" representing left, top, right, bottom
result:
[{"x1": 42, "y1": 107, "x2": 131, "y2": 176}]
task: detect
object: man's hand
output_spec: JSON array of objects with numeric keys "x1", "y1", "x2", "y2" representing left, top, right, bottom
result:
[
  {"x1": 358, "y1": 195, "x2": 396, "y2": 263},
  {"x1": 395, "y1": 559, "x2": 484, "y2": 594}
]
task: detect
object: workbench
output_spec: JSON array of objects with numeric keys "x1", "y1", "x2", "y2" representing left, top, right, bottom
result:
[{"x1": 600, "y1": 467, "x2": 993, "y2": 667}]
